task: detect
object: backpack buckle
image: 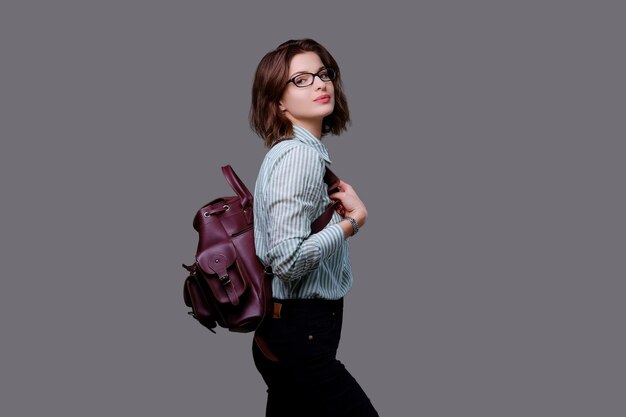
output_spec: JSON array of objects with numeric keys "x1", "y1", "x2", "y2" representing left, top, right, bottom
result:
[{"x1": 218, "y1": 274, "x2": 231, "y2": 286}]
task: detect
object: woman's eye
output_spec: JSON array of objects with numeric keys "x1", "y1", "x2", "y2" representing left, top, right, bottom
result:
[{"x1": 294, "y1": 76, "x2": 309, "y2": 85}]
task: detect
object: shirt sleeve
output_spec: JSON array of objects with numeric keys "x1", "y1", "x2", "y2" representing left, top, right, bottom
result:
[{"x1": 263, "y1": 144, "x2": 345, "y2": 282}]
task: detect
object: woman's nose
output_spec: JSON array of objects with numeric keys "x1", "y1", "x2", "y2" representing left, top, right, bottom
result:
[{"x1": 314, "y1": 77, "x2": 327, "y2": 90}]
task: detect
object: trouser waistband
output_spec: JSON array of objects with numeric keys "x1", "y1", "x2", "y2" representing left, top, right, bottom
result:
[{"x1": 271, "y1": 298, "x2": 343, "y2": 319}]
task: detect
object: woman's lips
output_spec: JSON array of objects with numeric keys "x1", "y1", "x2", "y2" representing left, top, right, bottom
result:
[{"x1": 315, "y1": 95, "x2": 331, "y2": 103}]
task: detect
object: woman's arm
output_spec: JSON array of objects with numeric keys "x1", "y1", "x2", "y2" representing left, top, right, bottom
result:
[{"x1": 263, "y1": 145, "x2": 345, "y2": 282}]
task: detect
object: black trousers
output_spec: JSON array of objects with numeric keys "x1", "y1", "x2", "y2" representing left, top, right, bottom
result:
[{"x1": 252, "y1": 298, "x2": 379, "y2": 417}]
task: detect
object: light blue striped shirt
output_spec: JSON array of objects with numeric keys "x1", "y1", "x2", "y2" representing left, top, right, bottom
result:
[{"x1": 253, "y1": 125, "x2": 353, "y2": 300}]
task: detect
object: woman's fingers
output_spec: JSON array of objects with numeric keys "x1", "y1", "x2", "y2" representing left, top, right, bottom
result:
[
  {"x1": 338, "y1": 180, "x2": 355, "y2": 193},
  {"x1": 329, "y1": 180, "x2": 367, "y2": 226}
]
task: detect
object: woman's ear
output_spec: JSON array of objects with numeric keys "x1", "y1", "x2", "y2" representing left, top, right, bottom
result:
[{"x1": 278, "y1": 101, "x2": 286, "y2": 112}]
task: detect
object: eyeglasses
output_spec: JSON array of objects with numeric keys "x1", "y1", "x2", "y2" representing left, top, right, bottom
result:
[{"x1": 286, "y1": 68, "x2": 336, "y2": 88}]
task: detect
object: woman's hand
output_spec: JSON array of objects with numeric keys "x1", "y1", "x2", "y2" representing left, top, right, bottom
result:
[{"x1": 329, "y1": 180, "x2": 368, "y2": 236}]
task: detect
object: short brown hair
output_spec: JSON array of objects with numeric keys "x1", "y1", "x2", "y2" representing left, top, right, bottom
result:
[{"x1": 250, "y1": 39, "x2": 350, "y2": 147}]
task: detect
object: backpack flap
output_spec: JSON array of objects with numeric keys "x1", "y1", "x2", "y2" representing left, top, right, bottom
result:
[{"x1": 196, "y1": 242, "x2": 247, "y2": 306}]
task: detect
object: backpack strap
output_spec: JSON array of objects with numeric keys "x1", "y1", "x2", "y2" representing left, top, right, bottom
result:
[
  {"x1": 311, "y1": 167, "x2": 340, "y2": 233},
  {"x1": 253, "y1": 332, "x2": 279, "y2": 362},
  {"x1": 222, "y1": 165, "x2": 252, "y2": 210}
]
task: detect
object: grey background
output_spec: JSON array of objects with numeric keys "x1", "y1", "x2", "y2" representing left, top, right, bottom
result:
[{"x1": 2, "y1": 1, "x2": 624, "y2": 416}]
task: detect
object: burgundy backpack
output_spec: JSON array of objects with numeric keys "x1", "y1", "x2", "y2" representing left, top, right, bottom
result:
[{"x1": 182, "y1": 165, "x2": 338, "y2": 333}]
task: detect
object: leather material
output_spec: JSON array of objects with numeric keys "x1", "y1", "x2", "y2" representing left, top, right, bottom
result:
[
  {"x1": 310, "y1": 203, "x2": 337, "y2": 234},
  {"x1": 222, "y1": 165, "x2": 252, "y2": 210},
  {"x1": 324, "y1": 167, "x2": 341, "y2": 195},
  {"x1": 183, "y1": 165, "x2": 339, "y2": 334},
  {"x1": 311, "y1": 167, "x2": 340, "y2": 233}
]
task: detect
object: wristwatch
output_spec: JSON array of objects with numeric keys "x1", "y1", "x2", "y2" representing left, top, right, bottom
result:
[{"x1": 345, "y1": 216, "x2": 359, "y2": 235}]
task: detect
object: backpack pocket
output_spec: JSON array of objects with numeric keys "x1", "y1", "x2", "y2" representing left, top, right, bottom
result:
[{"x1": 196, "y1": 241, "x2": 248, "y2": 307}]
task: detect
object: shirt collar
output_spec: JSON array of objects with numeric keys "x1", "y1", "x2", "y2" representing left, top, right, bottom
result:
[{"x1": 292, "y1": 125, "x2": 332, "y2": 164}]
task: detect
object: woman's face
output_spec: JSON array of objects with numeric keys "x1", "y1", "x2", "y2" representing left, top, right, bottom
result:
[{"x1": 279, "y1": 51, "x2": 335, "y2": 135}]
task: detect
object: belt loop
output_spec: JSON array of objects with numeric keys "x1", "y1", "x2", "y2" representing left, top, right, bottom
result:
[{"x1": 273, "y1": 302, "x2": 282, "y2": 319}]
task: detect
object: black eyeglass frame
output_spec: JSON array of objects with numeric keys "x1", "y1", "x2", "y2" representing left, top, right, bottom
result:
[{"x1": 286, "y1": 68, "x2": 337, "y2": 88}]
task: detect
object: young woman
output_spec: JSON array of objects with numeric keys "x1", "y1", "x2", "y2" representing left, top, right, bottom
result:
[{"x1": 250, "y1": 39, "x2": 379, "y2": 417}]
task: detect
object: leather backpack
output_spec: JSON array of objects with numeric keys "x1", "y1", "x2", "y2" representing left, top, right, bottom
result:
[{"x1": 182, "y1": 165, "x2": 339, "y2": 333}]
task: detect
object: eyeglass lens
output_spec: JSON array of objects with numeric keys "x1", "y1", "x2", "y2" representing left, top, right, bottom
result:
[{"x1": 292, "y1": 69, "x2": 335, "y2": 87}]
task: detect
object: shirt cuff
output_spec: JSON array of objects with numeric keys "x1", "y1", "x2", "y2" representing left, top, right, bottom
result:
[{"x1": 309, "y1": 223, "x2": 346, "y2": 260}]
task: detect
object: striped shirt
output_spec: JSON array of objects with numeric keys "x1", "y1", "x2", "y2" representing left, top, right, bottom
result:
[{"x1": 253, "y1": 125, "x2": 353, "y2": 300}]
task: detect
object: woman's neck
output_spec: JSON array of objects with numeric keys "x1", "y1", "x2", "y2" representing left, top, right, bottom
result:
[{"x1": 290, "y1": 119, "x2": 322, "y2": 140}]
